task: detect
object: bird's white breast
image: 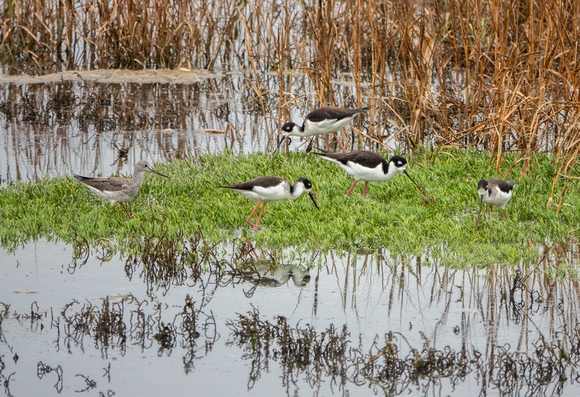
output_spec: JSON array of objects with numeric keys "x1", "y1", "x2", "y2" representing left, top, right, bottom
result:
[
  {"x1": 482, "y1": 187, "x2": 512, "y2": 208},
  {"x1": 304, "y1": 117, "x2": 353, "y2": 136}
]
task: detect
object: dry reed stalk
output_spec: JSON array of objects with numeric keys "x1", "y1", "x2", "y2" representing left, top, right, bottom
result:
[
  {"x1": 549, "y1": 115, "x2": 580, "y2": 212},
  {"x1": 236, "y1": 6, "x2": 270, "y2": 140}
]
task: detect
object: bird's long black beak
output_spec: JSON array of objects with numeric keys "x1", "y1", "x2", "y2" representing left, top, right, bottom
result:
[
  {"x1": 403, "y1": 170, "x2": 420, "y2": 190},
  {"x1": 151, "y1": 169, "x2": 170, "y2": 178},
  {"x1": 273, "y1": 135, "x2": 290, "y2": 155},
  {"x1": 308, "y1": 191, "x2": 321, "y2": 210},
  {"x1": 479, "y1": 194, "x2": 484, "y2": 208}
]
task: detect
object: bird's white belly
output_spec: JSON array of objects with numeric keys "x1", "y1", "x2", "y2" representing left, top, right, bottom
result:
[
  {"x1": 483, "y1": 190, "x2": 512, "y2": 208},
  {"x1": 239, "y1": 184, "x2": 290, "y2": 202},
  {"x1": 87, "y1": 186, "x2": 135, "y2": 203},
  {"x1": 342, "y1": 162, "x2": 392, "y2": 182},
  {"x1": 304, "y1": 117, "x2": 352, "y2": 136}
]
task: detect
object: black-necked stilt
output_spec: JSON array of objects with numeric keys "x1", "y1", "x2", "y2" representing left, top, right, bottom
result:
[
  {"x1": 220, "y1": 176, "x2": 321, "y2": 230},
  {"x1": 477, "y1": 178, "x2": 515, "y2": 218},
  {"x1": 74, "y1": 160, "x2": 169, "y2": 214},
  {"x1": 275, "y1": 106, "x2": 370, "y2": 153},
  {"x1": 314, "y1": 150, "x2": 420, "y2": 197}
]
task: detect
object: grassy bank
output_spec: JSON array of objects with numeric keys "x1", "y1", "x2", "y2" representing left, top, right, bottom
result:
[{"x1": 0, "y1": 149, "x2": 577, "y2": 266}]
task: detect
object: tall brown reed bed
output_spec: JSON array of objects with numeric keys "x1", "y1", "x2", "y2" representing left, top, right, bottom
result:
[{"x1": 2, "y1": 0, "x2": 580, "y2": 205}]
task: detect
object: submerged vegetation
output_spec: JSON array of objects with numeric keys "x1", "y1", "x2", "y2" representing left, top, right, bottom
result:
[
  {"x1": 2, "y1": 230, "x2": 579, "y2": 395},
  {"x1": 0, "y1": 149, "x2": 578, "y2": 266},
  {"x1": 6, "y1": 276, "x2": 580, "y2": 395}
]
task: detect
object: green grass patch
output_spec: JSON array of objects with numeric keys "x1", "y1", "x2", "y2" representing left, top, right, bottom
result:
[{"x1": 0, "y1": 149, "x2": 578, "y2": 266}]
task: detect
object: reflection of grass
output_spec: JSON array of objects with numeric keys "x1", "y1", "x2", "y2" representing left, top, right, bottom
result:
[
  {"x1": 0, "y1": 149, "x2": 577, "y2": 266},
  {"x1": 227, "y1": 308, "x2": 579, "y2": 395}
]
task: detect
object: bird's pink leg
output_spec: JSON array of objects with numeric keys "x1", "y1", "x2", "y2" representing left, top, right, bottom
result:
[
  {"x1": 246, "y1": 200, "x2": 263, "y2": 229},
  {"x1": 335, "y1": 132, "x2": 347, "y2": 153},
  {"x1": 325, "y1": 135, "x2": 331, "y2": 150},
  {"x1": 254, "y1": 202, "x2": 267, "y2": 229},
  {"x1": 502, "y1": 210, "x2": 507, "y2": 218},
  {"x1": 362, "y1": 182, "x2": 368, "y2": 197},
  {"x1": 346, "y1": 180, "x2": 358, "y2": 197}
]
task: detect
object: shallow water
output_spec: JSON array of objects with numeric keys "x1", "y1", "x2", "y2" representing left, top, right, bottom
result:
[
  {"x1": 0, "y1": 69, "x2": 380, "y2": 186},
  {"x1": 1, "y1": 239, "x2": 579, "y2": 396},
  {"x1": 0, "y1": 70, "x2": 264, "y2": 185},
  {"x1": 2, "y1": 70, "x2": 580, "y2": 396}
]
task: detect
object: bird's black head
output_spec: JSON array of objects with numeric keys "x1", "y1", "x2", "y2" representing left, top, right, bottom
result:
[
  {"x1": 296, "y1": 178, "x2": 321, "y2": 210},
  {"x1": 389, "y1": 155, "x2": 407, "y2": 168},
  {"x1": 296, "y1": 177, "x2": 313, "y2": 189},
  {"x1": 477, "y1": 179, "x2": 489, "y2": 190},
  {"x1": 281, "y1": 122, "x2": 297, "y2": 133}
]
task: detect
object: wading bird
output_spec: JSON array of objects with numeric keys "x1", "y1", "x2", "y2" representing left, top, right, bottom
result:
[
  {"x1": 477, "y1": 178, "x2": 515, "y2": 218},
  {"x1": 275, "y1": 106, "x2": 370, "y2": 154},
  {"x1": 314, "y1": 150, "x2": 420, "y2": 198},
  {"x1": 74, "y1": 160, "x2": 168, "y2": 216},
  {"x1": 220, "y1": 176, "x2": 320, "y2": 230}
]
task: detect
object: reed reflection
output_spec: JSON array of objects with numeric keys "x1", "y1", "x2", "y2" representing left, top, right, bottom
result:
[
  {"x1": 227, "y1": 241, "x2": 580, "y2": 395},
  {"x1": 0, "y1": 70, "x2": 373, "y2": 187}
]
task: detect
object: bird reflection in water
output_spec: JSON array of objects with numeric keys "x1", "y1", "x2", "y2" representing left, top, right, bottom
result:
[{"x1": 238, "y1": 260, "x2": 311, "y2": 297}]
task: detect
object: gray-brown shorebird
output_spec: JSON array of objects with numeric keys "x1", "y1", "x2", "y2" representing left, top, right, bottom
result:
[{"x1": 74, "y1": 160, "x2": 168, "y2": 214}]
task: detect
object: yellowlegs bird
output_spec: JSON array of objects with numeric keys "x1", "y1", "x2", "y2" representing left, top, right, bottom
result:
[
  {"x1": 314, "y1": 150, "x2": 420, "y2": 197},
  {"x1": 74, "y1": 160, "x2": 168, "y2": 215},
  {"x1": 275, "y1": 106, "x2": 370, "y2": 153},
  {"x1": 220, "y1": 176, "x2": 321, "y2": 230},
  {"x1": 477, "y1": 178, "x2": 515, "y2": 218}
]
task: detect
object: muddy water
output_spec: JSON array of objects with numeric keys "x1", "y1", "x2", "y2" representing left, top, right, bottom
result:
[{"x1": 1, "y1": 239, "x2": 579, "y2": 396}]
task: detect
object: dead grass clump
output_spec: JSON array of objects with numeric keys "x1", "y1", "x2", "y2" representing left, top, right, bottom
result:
[
  {"x1": 36, "y1": 362, "x2": 63, "y2": 394},
  {"x1": 125, "y1": 228, "x2": 197, "y2": 294},
  {"x1": 226, "y1": 307, "x2": 350, "y2": 388},
  {"x1": 0, "y1": 302, "x2": 10, "y2": 326},
  {"x1": 2, "y1": 0, "x2": 244, "y2": 72},
  {"x1": 54, "y1": 294, "x2": 217, "y2": 368}
]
